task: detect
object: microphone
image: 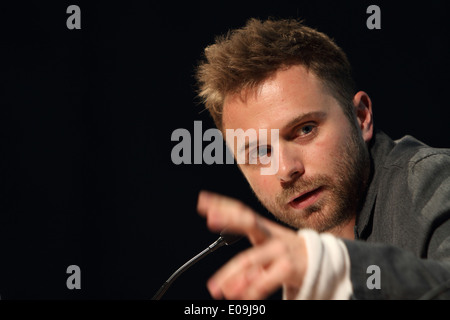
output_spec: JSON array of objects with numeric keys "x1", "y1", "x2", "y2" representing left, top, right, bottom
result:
[{"x1": 151, "y1": 230, "x2": 243, "y2": 300}]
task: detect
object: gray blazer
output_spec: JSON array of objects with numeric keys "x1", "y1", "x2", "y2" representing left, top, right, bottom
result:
[{"x1": 344, "y1": 130, "x2": 450, "y2": 299}]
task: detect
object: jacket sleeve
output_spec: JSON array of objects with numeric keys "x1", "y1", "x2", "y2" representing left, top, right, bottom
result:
[
  {"x1": 344, "y1": 152, "x2": 450, "y2": 299},
  {"x1": 343, "y1": 237, "x2": 450, "y2": 299}
]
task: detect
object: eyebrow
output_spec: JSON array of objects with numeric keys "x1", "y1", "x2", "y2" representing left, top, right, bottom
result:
[
  {"x1": 283, "y1": 111, "x2": 327, "y2": 130},
  {"x1": 239, "y1": 111, "x2": 327, "y2": 154}
]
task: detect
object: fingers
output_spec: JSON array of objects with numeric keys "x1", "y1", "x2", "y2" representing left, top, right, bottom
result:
[
  {"x1": 207, "y1": 238, "x2": 306, "y2": 299},
  {"x1": 197, "y1": 190, "x2": 272, "y2": 245},
  {"x1": 197, "y1": 190, "x2": 308, "y2": 300},
  {"x1": 207, "y1": 240, "x2": 280, "y2": 298}
]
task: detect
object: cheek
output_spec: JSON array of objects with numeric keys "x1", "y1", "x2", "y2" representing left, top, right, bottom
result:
[{"x1": 305, "y1": 129, "x2": 347, "y2": 173}]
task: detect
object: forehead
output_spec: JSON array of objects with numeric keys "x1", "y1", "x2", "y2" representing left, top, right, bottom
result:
[{"x1": 222, "y1": 65, "x2": 336, "y2": 131}]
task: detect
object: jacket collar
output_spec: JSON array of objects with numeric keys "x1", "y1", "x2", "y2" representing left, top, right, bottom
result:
[{"x1": 354, "y1": 130, "x2": 396, "y2": 239}]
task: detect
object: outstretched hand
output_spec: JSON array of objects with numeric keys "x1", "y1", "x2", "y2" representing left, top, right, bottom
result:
[{"x1": 197, "y1": 190, "x2": 308, "y2": 299}]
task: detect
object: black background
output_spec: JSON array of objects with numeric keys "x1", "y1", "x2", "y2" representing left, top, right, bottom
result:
[{"x1": 0, "y1": 0, "x2": 449, "y2": 299}]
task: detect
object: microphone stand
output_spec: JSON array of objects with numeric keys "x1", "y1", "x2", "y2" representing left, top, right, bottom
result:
[{"x1": 152, "y1": 232, "x2": 242, "y2": 300}]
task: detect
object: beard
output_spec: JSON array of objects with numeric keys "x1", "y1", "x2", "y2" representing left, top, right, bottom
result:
[{"x1": 255, "y1": 125, "x2": 370, "y2": 233}]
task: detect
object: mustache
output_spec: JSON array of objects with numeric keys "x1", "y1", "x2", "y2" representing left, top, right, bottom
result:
[{"x1": 276, "y1": 174, "x2": 332, "y2": 205}]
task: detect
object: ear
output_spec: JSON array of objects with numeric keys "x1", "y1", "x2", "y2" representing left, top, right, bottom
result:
[{"x1": 352, "y1": 91, "x2": 374, "y2": 144}]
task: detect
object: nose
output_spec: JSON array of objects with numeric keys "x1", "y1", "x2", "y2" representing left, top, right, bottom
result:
[{"x1": 276, "y1": 142, "x2": 305, "y2": 184}]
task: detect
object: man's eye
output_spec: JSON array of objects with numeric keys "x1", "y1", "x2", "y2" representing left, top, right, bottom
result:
[
  {"x1": 249, "y1": 146, "x2": 271, "y2": 162},
  {"x1": 258, "y1": 146, "x2": 271, "y2": 157},
  {"x1": 298, "y1": 124, "x2": 315, "y2": 136}
]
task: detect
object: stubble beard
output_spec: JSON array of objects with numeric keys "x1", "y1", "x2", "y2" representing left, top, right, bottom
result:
[{"x1": 256, "y1": 126, "x2": 370, "y2": 233}]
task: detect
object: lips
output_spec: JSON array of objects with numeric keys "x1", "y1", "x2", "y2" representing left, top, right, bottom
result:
[{"x1": 288, "y1": 187, "x2": 323, "y2": 210}]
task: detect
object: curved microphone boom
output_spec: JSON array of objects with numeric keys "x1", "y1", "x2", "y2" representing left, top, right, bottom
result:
[{"x1": 151, "y1": 230, "x2": 243, "y2": 300}]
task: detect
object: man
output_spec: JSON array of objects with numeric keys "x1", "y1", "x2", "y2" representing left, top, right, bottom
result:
[{"x1": 194, "y1": 18, "x2": 450, "y2": 299}]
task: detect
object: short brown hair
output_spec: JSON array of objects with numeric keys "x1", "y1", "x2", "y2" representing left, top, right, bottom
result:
[{"x1": 195, "y1": 18, "x2": 357, "y2": 130}]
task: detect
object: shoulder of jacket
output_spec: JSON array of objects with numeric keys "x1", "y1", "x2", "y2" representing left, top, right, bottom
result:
[{"x1": 385, "y1": 135, "x2": 450, "y2": 169}]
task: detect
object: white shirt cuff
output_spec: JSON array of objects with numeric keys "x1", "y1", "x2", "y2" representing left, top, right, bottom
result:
[{"x1": 283, "y1": 229, "x2": 353, "y2": 300}]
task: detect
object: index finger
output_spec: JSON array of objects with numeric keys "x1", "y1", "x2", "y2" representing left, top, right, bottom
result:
[{"x1": 197, "y1": 190, "x2": 271, "y2": 245}]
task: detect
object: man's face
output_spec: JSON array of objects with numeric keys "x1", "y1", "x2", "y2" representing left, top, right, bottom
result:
[{"x1": 222, "y1": 65, "x2": 370, "y2": 233}]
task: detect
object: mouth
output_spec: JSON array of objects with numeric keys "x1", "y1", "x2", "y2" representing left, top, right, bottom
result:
[{"x1": 288, "y1": 187, "x2": 323, "y2": 210}]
